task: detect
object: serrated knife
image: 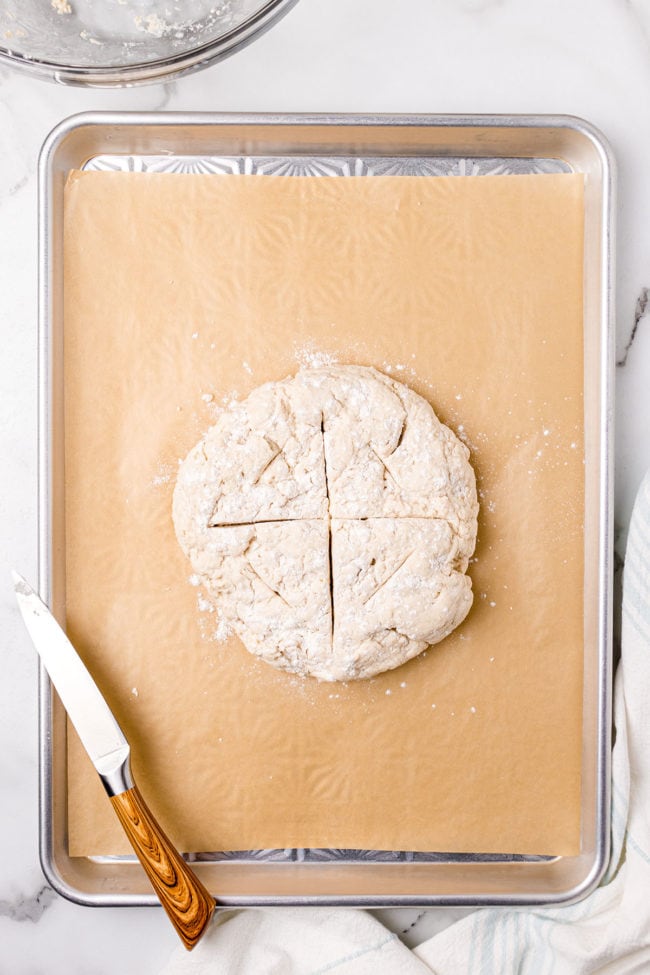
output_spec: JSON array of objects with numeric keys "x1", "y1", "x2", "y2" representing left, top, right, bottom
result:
[{"x1": 12, "y1": 572, "x2": 215, "y2": 950}]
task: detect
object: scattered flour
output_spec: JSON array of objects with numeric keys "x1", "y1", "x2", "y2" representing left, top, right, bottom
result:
[
  {"x1": 152, "y1": 462, "x2": 174, "y2": 487},
  {"x1": 134, "y1": 13, "x2": 168, "y2": 37},
  {"x1": 79, "y1": 29, "x2": 102, "y2": 44},
  {"x1": 213, "y1": 617, "x2": 232, "y2": 642},
  {"x1": 294, "y1": 344, "x2": 339, "y2": 369},
  {"x1": 221, "y1": 390, "x2": 240, "y2": 408}
]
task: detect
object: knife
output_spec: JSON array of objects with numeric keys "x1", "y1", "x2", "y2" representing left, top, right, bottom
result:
[{"x1": 12, "y1": 572, "x2": 215, "y2": 950}]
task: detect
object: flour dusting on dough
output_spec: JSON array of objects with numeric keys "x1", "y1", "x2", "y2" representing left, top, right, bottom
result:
[{"x1": 173, "y1": 365, "x2": 478, "y2": 681}]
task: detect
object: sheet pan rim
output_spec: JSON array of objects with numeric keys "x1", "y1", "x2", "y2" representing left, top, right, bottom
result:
[{"x1": 37, "y1": 110, "x2": 614, "y2": 908}]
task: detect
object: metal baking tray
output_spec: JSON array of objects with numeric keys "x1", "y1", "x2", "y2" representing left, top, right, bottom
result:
[{"x1": 38, "y1": 112, "x2": 614, "y2": 907}]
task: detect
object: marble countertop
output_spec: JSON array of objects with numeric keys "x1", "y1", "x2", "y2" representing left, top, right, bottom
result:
[{"x1": 2, "y1": 0, "x2": 649, "y2": 969}]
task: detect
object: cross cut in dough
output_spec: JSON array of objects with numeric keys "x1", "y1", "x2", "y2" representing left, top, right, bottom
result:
[{"x1": 173, "y1": 366, "x2": 478, "y2": 681}]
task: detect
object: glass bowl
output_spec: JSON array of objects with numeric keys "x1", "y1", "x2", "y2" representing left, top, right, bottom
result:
[{"x1": 0, "y1": 0, "x2": 298, "y2": 86}]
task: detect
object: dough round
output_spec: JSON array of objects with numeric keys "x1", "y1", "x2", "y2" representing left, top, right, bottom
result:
[{"x1": 173, "y1": 365, "x2": 478, "y2": 681}]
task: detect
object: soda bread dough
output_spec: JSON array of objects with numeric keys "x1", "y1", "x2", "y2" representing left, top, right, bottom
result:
[{"x1": 173, "y1": 365, "x2": 478, "y2": 680}]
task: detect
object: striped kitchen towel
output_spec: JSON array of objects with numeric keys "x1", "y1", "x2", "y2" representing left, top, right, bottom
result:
[{"x1": 161, "y1": 471, "x2": 650, "y2": 974}]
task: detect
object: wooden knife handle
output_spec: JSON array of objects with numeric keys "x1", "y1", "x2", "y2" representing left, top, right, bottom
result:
[{"x1": 110, "y1": 785, "x2": 215, "y2": 950}]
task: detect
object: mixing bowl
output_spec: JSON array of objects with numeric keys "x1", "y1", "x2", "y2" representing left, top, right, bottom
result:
[{"x1": 0, "y1": 0, "x2": 299, "y2": 86}]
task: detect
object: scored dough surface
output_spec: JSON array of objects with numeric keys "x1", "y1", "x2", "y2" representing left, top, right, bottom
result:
[{"x1": 173, "y1": 365, "x2": 479, "y2": 680}]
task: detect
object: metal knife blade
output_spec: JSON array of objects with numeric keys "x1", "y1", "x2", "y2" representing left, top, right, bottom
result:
[{"x1": 12, "y1": 571, "x2": 132, "y2": 794}]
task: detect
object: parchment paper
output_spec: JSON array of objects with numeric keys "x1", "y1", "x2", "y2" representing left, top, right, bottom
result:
[{"x1": 63, "y1": 170, "x2": 585, "y2": 857}]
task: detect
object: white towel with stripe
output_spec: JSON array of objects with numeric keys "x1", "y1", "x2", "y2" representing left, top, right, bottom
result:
[{"x1": 161, "y1": 471, "x2": 650, "y2": 975}]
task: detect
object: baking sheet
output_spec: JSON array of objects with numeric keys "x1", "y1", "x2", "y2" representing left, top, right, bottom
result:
[{"x1": 63, "y1": 168, "x2": 585, "y2": 858}]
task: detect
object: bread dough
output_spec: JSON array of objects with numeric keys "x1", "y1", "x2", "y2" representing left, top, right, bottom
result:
[
  {"x1": 191, "y1": 520, "x2": 333, "y2": 678},
  {"x1": 172, "y1": 378, "x2": 328, "y2": 545},
  {"x1": 173, "y1": 365, "x2": 478, "y2": 680},
  {"x1": 331, "y1": 519, "x2": 473, "y2": 680}
]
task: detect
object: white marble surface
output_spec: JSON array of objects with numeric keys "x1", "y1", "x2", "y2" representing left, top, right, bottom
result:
[{"x1": 1, "y1": 0, "x2": 650, "y2": 969}]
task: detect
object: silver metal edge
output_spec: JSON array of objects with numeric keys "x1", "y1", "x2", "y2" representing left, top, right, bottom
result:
[
  {"x1": 37, "y1": 111, "x2": 615, "y2": 908},
  {"x1": 37, "y1": 114, "x2": 75, "y2": 905},
  {"x1": 0, "y1": 0, "x2": 301, "y2": 88},
  {"x1": 538, "y1": 115, "x2": 616, "y2": 908},
  {"x1": 573, "y1": 116, "x2": 616, "y2": 904},
  {"x1": 37, "y1": 109, "x2": 59, "y2": 900}
]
